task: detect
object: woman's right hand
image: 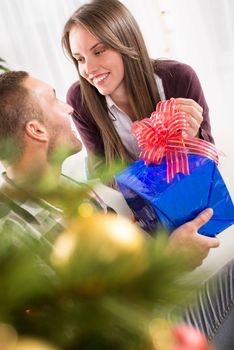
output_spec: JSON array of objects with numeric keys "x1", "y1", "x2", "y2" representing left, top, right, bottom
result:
[{"x1": 174, "y1": 98, "x2": 203, "y2": 138}]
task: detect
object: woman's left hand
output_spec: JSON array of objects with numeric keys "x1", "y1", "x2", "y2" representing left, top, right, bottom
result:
[{"x1": 174, "y1": 98, "x2": 203, "y2": 138}]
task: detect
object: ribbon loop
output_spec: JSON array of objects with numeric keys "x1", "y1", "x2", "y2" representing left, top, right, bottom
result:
[{"x1": 132, "y1": 99, "x2": 219, "y2": 182}]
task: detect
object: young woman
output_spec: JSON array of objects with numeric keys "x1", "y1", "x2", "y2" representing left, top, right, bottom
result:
[
  {"x1": 62, "y1": 0, "x2": 214, "y2": 178},
  {"x1": 60, "y1": 5, "x2": 234, "y2": 347}
]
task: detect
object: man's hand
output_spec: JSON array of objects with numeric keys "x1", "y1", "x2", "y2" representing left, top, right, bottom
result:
[{"x1": 168, "y1": 208, "x2": 220, "y2": 268}]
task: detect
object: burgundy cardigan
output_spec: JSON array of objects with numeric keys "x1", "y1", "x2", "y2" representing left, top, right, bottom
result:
[{"x1": 67, "y1": 60, "x2": 214, "y2": 159}]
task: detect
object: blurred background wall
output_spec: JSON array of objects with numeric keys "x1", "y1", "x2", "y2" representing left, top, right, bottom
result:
[{"x1": 0, "y1": 0, "x2": 233, "y2": 273}]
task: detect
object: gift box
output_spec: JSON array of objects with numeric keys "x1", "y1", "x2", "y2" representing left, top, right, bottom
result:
[
  {"x1": 115, "y1": 99, "x2": 234, "y2": 237},
  {"x1": 115, "y1": 154, "x2": 234, "y2": 236}
]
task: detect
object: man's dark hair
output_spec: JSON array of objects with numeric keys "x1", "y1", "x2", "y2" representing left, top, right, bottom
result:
[{"x1": 0, "y1": 71, "x2": 42, "y2": 163}]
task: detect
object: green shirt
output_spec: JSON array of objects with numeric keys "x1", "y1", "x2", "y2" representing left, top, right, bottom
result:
[{"x1": 0, "y1": 172, "x2": 110, "y2": 252}]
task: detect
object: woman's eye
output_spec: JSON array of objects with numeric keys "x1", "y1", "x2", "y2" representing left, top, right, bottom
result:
[{"x1": 95, "y1": 48, "x2": 105, "y2": 56}]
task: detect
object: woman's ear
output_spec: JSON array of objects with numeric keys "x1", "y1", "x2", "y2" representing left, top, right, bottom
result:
[{"x1": 25, "y1": 120, "x2": 48, "y2": 142}]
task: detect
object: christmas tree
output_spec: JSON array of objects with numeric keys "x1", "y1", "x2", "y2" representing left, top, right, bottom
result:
[{"x1": 0, "y1": 159, "x2": 211, "y2": 350}]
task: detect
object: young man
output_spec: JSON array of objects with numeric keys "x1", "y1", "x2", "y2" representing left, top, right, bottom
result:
[{"x1": 0, "y1": 71, "x2": 112, "y2": 250}]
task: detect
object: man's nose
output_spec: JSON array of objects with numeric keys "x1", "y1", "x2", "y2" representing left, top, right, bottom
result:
[{"x1": 66, "y1": 103, "x2": 73, "y2": 115}]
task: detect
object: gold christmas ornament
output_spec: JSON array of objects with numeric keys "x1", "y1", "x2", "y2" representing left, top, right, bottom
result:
[
  {"x1": 13, "y1": 338, "x2": 60, "y2": 350},
  {"x1": 51, "y1": 213, "x2": 144, "y2": 267},
  {"x1": 51, "y1": 213, "x2": 146, "y2": 295},
  {"x1": 149, "y1": 319, "x2": 175, "y2": 350},
  {"x1": 0, "y1": 323, "x2": 17, "y2": 350},
  {"x1": 0, "y1": 326, "x2": 60, "y2": 350}
]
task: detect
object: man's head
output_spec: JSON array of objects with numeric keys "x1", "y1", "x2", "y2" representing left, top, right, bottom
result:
[
  {"x1": 0, "y1": 71, "x2": 40, "y2": 162},
  {"x1": 0, "y1": 71, "x2": 82, "y2": 166}
]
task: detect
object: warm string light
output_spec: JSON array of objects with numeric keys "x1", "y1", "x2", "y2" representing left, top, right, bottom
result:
[
  {"x1": 158, "y1": 1, "x2": 174, "y2": 57},
  {"x1": 78, "y1": 202, "x2": 94, "y2": 218}
]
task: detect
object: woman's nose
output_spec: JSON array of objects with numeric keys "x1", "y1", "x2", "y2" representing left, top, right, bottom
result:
[{"x1": 84, "y1": 57, "x2": 98, "y2": 76}]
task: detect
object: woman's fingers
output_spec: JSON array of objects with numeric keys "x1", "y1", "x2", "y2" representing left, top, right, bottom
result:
[
  {"x1": 174, "y1": 98, "x2": 203, "y2": 137},
  {"x1": 174, "y1": 98, "x2": 203, "y2": 114},
  {"x1": 185, "y1": 115, "x2": 199, "y2": 136}
]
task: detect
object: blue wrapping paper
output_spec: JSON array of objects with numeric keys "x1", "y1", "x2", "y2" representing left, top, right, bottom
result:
[{"x1": 115, "y1": 154, "x2": 234, "y2": 237}]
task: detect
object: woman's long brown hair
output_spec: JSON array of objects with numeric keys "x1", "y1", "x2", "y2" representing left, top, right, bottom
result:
[{"x1": 62, "y1": 0, "x2": 160, "y2": 169}]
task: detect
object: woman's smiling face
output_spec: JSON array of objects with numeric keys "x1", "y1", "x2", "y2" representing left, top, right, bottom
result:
[{"x1": 69, "y1": 25, "x2": 126, "y2": 101}]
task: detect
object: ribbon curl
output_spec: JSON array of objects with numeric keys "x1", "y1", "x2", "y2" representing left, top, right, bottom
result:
[{"x1": 132, "y1": 98, "x2": 219, "y2": 182}]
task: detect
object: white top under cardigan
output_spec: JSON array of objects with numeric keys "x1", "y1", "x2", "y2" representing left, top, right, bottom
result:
[{"x1": 105, "y1": 75, "x2": 166, "y2": 159}]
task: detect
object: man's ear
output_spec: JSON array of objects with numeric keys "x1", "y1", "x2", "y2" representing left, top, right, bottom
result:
[{"x1": 25, "y1": 120, "x2": 48, "y2": 142}]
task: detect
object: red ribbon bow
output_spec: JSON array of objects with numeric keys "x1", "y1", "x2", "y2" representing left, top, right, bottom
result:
[{"x1": 132, "y1": 99, "x2": 219, "y2": 182}]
